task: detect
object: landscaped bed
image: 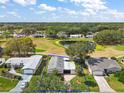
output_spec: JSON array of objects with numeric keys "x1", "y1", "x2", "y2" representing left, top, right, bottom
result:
[
  {"x1": 70, "y1": 75, "x2": 99, "y2": 92},
  {"x1": 0, "y1": 77, "x2": 18, "y2": 92}
]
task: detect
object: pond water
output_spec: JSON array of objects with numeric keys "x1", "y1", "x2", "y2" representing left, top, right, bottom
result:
[{"x1": 60, "y1": 41, "x2": 83, "y2": 48}]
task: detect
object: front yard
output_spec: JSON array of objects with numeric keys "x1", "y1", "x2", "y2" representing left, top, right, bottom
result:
[
  {"x1": 105, "y1": 61, "x2": 124, "y2": 92},
  {"x1": 106, "y1": 74, "x2": 124, "y2": 92},
  {"x1": 0, "y1": 76, "x2": 18, "y2": 92},
  {"x1": 70, "y1": 75, "x2": 99, "y2": 92}
]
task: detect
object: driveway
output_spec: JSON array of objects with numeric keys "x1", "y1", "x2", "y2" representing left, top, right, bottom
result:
[
  {"x1": 94, "y1": 76, "x2": 115, "y2": 92},
  {"x1": 64, "y1": 75, "x2": 76, "y2": 82},
  {"x1": 9, "y1": 75, "x2": 32, "y2": 93}
]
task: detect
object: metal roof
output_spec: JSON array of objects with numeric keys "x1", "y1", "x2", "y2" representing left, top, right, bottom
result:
[
  {"x1": 48, "y1": 56, "x2": 64, "y2": 72},
  {"x1": 6, "y1": 55, "x2": 43, "y2": 70},
  {"x1": 48, "y1": 56, "x2": 76, "y2": 71}
]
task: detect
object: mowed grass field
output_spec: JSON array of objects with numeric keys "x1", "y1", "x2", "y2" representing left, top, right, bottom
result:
[
  {"x1": 32, "y1": 38, "x2": 66, "y2": 55},
  {"x1": 0, "y1": 38, "x2": 124, "y2": 57}
]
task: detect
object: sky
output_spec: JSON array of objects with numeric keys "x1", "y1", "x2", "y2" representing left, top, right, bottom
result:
[{"x1": 0, "y1": 0, "x2": 124, "y2": 22}]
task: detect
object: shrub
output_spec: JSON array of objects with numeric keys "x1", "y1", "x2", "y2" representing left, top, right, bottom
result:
[
  {"x1": 114, "y1": 69, "x2": 124, "y2": 83},
  {"x1": 111, "y1": 57, "x2": 117, "y2": 60}
]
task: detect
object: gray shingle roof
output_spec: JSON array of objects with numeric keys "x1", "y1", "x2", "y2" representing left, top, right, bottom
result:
[{"x1": 88, "y1": 58, "x2": 121, "y2": 71}]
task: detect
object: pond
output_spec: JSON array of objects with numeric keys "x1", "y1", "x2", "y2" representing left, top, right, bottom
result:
[{"x1": 60, "y1": 40, "x2": 83, "y2": 48}]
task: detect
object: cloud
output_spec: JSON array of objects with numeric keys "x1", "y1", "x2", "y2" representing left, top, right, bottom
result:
[
  {"x1": 38, "y1": 4, "x2": 57, "y2": 11},
  {"x1": 7, "y1": 11, "x2": 21, "y2": 18},
  {"x1": 13, "y1": 0, "x2": 36, "y2": 6},
  {"x1": 0, "y1": 0, "x2": 9, "y2": 4},
  {"x1": 0, "y1": 15, "x2": 6, "y2": 18},
  {"x1": 1, "y1": 5, "x2": 6, "y2": 9}
]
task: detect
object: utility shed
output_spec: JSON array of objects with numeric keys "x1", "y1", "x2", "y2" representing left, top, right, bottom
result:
[{"x1": 88, "y1": 58, "x2": 121, "y2": 76}]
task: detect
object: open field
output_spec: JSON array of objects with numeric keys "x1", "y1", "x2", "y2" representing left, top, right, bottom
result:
[
  {"x1": 32, "y1": 38, "x2": 66, "y2": 55},
  {"x1": 0, "y1": 38, "x2": 124, "y2": 57},
  {"x1": 33, "y1": 38, "x2": 124, "y2": 57},
  {"x1": 0, "y1": 77, "x2": 18, "y2": 92}
]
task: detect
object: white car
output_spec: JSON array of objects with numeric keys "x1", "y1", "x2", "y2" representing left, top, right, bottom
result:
[{"x1": 20, "y1": 84, "x2": 26, "y2": 89}]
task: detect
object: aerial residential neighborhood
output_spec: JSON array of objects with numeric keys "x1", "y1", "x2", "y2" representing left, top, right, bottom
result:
[{"x1": 0, "y1": 0, "x2": 124, "y2": 93}]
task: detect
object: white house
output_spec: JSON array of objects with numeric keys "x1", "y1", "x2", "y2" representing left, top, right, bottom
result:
[
  {"x1": 22, "y1": 55, "x2": 42, "y2": 74},
  {"x1": 69, "y1": 34, "x2": 84, "y2": 38},
  {"x1": 5, "y1": 55, "x2": 42, "y2": 75},
  {"x1": 48, "y1": 56, "x2": 76, "y2": 74}
]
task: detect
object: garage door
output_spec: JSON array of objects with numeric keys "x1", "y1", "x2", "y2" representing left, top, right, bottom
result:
[
  {"x1": 24, "y1": 69, "x2": 34, "y2": 75},
  {"x1": 63, "y1": 70, "x2": 71, "y2": 74},
  {"x1": 93, "y1": 71, "x2": 104, "y2": 76}
]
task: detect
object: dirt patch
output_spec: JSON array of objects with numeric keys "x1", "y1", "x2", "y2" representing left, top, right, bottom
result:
[{"x1": 92, "y1": 47, "x2": 124, "y2": 57}]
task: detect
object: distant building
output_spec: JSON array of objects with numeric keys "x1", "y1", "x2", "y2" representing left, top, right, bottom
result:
[
  {"x1": 32, "y1": 31, "x2": 46, "y2": 38},
  {"x1": 5, "y1": 55, "x2": 42, "y2": 75},
  {"x1": 69, "y1": 34, "x2": 84, "y2": 38},
  {"x1": 48, "y1": 56, "x2": 76, "y2": 74},
  {"x1": 86, "y1": 32, "x2": 94, "y2": 38},
  {"x1": 87, "y1": 58, "x2": 121, "y2": 76}
]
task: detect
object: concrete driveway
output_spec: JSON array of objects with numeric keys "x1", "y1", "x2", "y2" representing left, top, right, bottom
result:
[
  {"x1": 9, "y1": 75, "x2": 32, "y2": 93},
  {"x1": 94, "y1": 76, "x2": 115, "y2": 92}
]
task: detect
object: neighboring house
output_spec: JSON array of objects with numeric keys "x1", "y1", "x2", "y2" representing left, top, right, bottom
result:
[
  {"x1": 5, "y1": 55, "x2": 42, "y2": 75},
  {"x1": 57, "y1": 31, "x2": 68, "y2": 38},
  {"x1": 86, "y1": 32, "x2": 94, "y2": 38},
  {"x1": 0, "y1": 58, "x2": 5, "y2": 65},
  {"x1": 32, "y1": 31, "x2": 46, "y2": 38},
  {"x1": 48, "y1": 56, "x2": 76, "y2": 74},
  {"x1": 87, "y1": 58, "x2": 121, "y2": 76},
  {"x1": 69, "y1": 34, "x2": 84, "y2": 38}
]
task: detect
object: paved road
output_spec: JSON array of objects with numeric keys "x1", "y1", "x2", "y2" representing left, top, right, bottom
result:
[
  {"x1": 94, "y1": 76, "x2": 115, "y2": 92},
  {"x1": 9, "y1": 75, "x2": 32, "y2": 93}
]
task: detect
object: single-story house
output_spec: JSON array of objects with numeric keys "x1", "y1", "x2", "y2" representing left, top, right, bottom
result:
[
  {"x1": 5, "y1": 55, "x2": 42, "y2": 75},
  {"x1": 69, "y1": 34, "x2": 84, "y2": 38},
  {"x1": 87, "y1": 58, "x2": 121, "y2": 76},
  {"x1": 48, "y1": 56, "x2": 76, "y2": 74}
]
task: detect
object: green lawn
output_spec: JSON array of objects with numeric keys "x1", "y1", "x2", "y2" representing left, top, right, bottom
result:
[
  {"x1": 113, "y1": 45, "x2": 124, "y2": 51},
  {"x1": 106, "y1": 74, "x2": 124, "y2": 92},
  {"x1": 96, "y1": 44, "x2": 106, "y2": 51},
  {"x1": 105, "y1": 62, "x2": 124, "y2": 92},
  {"x1": 35, "y1": 48, "x2": 46, "y2": 52},
  {"x1": 0, "y1": 77, "x2": 18, "y2": 92},
  {"x1": 70, "y1": 75, "x2": 99, "y2": 92}
]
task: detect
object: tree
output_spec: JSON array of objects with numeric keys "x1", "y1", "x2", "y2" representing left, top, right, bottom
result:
[
  {"x1": 66, "y1": 41, "x2": 96, "y2": 66},
  {"x1": 93, "y1": 30, "x2": 124, "y2": 45},
  {"x1": 4, "y1": 37, "x2": 35, "y2": 57}
]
